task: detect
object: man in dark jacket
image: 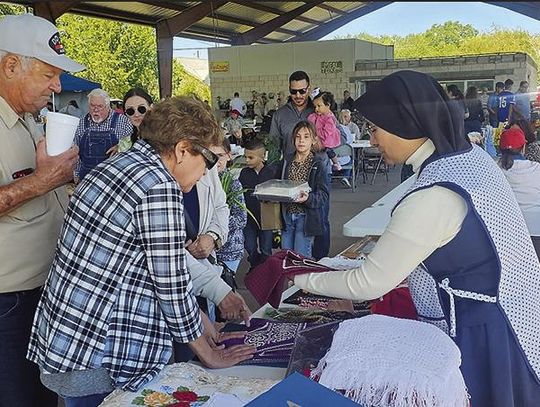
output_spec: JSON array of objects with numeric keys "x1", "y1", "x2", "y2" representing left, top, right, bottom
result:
[{"x1": 269, "y1": 71, "x2": 315, "y2": 158}]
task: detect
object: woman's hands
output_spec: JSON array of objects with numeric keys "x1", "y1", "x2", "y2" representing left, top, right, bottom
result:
[{"x1": 189, "y1": 312, "x2": 255, "y2": 369}]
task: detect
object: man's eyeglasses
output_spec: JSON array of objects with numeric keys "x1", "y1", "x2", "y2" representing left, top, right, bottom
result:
[
  {"x1": 125, "y1": 106, "x2": 148, "y2": 116},
  {"x1": 289, "y1": 87, "x2": 308, "y2": 95},
  {"x1": 192, "y1": 143, "x2": 218, "y2": 170}
]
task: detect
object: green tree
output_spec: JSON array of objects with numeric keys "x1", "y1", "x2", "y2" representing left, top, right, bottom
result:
[
  {"x1": 0, "y1": 2, "x2": 26, "y2": 15},
  {"x1": 53, "y1": 13, "x2": 210, "y2": 101}
]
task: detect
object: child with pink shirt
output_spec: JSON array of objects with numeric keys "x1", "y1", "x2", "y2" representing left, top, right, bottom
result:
[{"x1": 308, "y1": 91, "x2": 342, "y2": 170}]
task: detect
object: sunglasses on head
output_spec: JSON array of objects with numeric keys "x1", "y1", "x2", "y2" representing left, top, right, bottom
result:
[
  {"x1": 125, "y1": 105, "x2": 148, "y2": 116},
  {"x1": 289, "y1": 87, "x2": 308, "y2": 95},
  {"x1": 192, "y1": 143, "x2": 219, "y2": 170}
]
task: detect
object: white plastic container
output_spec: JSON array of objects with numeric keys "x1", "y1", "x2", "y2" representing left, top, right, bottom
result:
[
  {"x1": 45, "y1": 112, "x2": 79, "y2": 156},
  {"x1": 253, "y1": 179, "x2": 311, "y2": 202}
]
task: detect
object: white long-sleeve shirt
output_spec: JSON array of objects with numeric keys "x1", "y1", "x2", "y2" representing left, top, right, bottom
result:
[
  {"x1": 294, "y1": 140, "x2": 468, "y2": 300},
  {"x1": 500, "y1": 159, "x2": 540, "y2": 212}
]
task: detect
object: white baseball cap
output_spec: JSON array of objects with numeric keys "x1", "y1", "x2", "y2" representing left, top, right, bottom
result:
[{"x1": 0, "y1": 13, "x2": 85, "y2": 72}]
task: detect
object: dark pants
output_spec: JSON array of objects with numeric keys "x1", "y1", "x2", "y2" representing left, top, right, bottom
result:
[
  {"x1": 0, "y1": 287, "x2": 57, "y2": 407},
  {"x1": 243, "y1": 222, "x2": 273, "y2": 268},
  {"x1": 63, "y1": 393, "x2": 110, "y2": 407},
  {"x1": 312, "y1": 173, "x2": 331, "y2": 260}
]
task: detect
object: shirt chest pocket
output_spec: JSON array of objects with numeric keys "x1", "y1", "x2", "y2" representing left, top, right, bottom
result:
[{"x1": 0, "y1": 150, "x2": 48, "y2": 223}]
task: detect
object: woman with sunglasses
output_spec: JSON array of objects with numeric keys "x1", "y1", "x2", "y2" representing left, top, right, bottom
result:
[
  {"x1": 293, "y1": 71, "x2": 540, "y2": 406},
  {"x1": 28, "y1": 97, "x2": 255, "y2": 407},
  {"x1": 118, "y1": 87, "x2": 153, "y2": 152}
]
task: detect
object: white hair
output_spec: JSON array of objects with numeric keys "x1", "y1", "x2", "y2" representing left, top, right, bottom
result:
[
  {"x1": 88, "y1": 88, "x2": 110, "y2": 106},
  {"x1": 0, "y1": 50, "x2": 37, "y2": 71}
]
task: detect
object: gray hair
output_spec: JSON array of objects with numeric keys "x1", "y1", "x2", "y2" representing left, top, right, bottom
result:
[
  {"x1": 0, "y1": 50, "x2": 37, "y2": 71},
  {"x1": 88, "y1": 88, "x2": 110, "y2": 106},
  {"x1": 339, "y1": 109, "x2": 351, "y2": 124}
]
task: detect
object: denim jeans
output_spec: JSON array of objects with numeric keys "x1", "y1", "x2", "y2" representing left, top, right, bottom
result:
[
  {"x1": 63, "y1": 392, "x2": 110, "y2": 407},
  {"x1": 312, "y1": 173, "x2": 331, "y2": 260},
  {"x1": 0, "y1": 288, "x2": 58, "y2": 407},
  {"x1": 243, "y1": 222, "x2": 273, "y2": 268},
  {"x1": 282, "y1": 212, "x2": 314, "y2": 258}
]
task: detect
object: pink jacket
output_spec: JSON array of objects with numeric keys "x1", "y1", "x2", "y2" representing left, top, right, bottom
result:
[{"x1": 308, "y1": 112, "x2": 340, "y2": 148}]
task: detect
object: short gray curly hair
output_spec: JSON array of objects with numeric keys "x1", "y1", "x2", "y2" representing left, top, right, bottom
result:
[{"x1": 87, "y1": 88, "x2": 110, "y2": 106}]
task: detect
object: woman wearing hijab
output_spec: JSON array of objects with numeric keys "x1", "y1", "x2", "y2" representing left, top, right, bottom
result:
[{"x1": 294, "y1": 70, "x2": 540, "y2": 406}]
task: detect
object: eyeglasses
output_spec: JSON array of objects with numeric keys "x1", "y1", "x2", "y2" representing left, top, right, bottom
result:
[
  {"x1": 289, "y1": 87, "x2": 308, "y2": 95},
  {"x1": 365, "y1": 121, "x2": 378, "y2": 136},
  {"x1": 125, "y1": 105, "x2": 148, "y2": 116},
  {"x1": 192, "y1": 143, "x2": 219, "y2": 170}
]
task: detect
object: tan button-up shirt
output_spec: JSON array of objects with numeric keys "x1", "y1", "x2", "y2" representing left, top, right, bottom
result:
[{"x1": 0, "y1": 96, "x2": 67, "y2": 293}]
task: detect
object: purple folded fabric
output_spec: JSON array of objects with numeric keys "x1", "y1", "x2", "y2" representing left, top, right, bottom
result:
[
  {"x1": 222, "y1": 318, "x2": 312, "y2": 367},
  {"x1": 245, "y1": 250, "x2": 335, "y2": 308}
]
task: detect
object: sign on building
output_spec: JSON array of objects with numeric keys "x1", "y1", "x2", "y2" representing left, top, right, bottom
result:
[
  {"x1": 210, "y1": 61, "x2": 230, "y2": 73},
  {"x1": 321, "y1": 61, "x2": 343, "y2": 74}
]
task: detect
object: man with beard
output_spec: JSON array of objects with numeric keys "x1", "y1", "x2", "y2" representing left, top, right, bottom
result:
[{"x1": 73, "y1": 88, "x2": 132, "y2": 181}]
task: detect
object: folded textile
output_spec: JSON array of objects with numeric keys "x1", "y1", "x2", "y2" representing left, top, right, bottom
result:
[
  {"x1": 313, "y1": 315, "x2": 469, "y2": 407},
  {"x1": 244, "y1": 250, "x2": 335, "y2": 308},
  {"x1": 264, "y1": 307, "x2": 369, "y2": 324},
  {"x1": 221, "y1": 318, "x2": 312, "y2": 367},
  {"x1": 283, "y1": 289, "x2": 371, "y2": 312},
  {"x1": 370, "y1": 286, "x2": 418, "y2": 320}
]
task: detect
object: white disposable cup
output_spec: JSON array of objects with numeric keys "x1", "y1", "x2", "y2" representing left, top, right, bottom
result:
[{"x1": 46, "y1": 112, "x2": 80, "y2": 156}]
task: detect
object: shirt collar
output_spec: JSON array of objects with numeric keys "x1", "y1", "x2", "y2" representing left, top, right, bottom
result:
[
  {"x1": 0, "y1": 95, "x2": 21, "y2": 129},
  {"x1": 406, "y1": 139, "x2": 436, "y2": 173}
]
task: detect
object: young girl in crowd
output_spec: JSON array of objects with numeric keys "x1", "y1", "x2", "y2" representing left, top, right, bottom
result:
[
  {"x1": 209, "y1": 138, "x2": 247, "y2": 272},
  {"x1": 308, "y1": 91, "x2": 342, "y2": 170},
  {"x1": 279, "y1": 121, "x2": 329, "y2": 258},
  {"x1": 119, "y1": 87, "x2": 153, "y2": 152}
]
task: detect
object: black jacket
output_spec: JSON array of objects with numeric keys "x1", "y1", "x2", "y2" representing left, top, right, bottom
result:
[
  {"x1": 239, "y1": 165, "x2": 276, "y2": 226},
  {"x1": 278, "y1": 152, "x2": 329, "y2": 237}
]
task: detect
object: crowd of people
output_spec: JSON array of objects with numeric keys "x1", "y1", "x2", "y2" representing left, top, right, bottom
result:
[{"x1": 2, "y1": 12, "x2": 540, "y2": 407}]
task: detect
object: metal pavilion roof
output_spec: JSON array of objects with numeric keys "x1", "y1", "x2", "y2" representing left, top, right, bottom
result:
[
  {"x1": 5, "y1": 2, "x2": 540, "y2": 46},
  {"x1": 6, "y1": 1, "x2": 539, "y2": 97},
  {"x1": 8, "y1": 1, "x2": 393, "y2": 45}
]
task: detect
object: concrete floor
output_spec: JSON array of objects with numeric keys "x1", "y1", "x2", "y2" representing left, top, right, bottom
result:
[{"x1": 237, "y1": 165, "x2": 403, "y2": 312}]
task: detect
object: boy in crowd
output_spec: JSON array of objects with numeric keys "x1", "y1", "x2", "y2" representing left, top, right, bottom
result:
[{"x1": 239, "y1": 139, "x2": 275, "y2": 267}]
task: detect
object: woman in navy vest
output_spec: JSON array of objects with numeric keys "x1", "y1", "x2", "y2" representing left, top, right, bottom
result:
[{"x1": 293, "y1": 70, "x2": 540, "y2": 406}]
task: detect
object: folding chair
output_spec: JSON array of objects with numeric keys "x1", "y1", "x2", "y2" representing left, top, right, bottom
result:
[
  {"x1": 331, "y1": 144, "x2": 355, "y2": 192},
  {"x1": 361, "y1": 146, "x2": 389, "y2": 185}
]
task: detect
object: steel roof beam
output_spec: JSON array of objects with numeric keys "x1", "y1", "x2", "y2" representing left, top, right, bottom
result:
[
  {"x1": 288, "y1": 2, "x2": 392, "y2": 42},
  {"x1": 232, "y1": 1, "x2": 322, "y2": 45}
]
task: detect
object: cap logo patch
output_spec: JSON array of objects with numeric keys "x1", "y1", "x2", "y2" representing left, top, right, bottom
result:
[{"x1": 48, "y1": 32, "x2": 65, "y2": 55}]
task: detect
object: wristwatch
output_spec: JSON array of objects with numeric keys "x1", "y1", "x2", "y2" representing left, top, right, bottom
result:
[{"x1": 207, "y1": 231, "x2": 223, "y2": 250}]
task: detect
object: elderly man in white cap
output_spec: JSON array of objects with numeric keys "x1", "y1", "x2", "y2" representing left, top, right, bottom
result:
[{"x1": 0, "y1": 13, "x2": 83, "y2": 407}]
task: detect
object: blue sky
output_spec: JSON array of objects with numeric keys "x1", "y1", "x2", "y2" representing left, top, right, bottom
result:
[{"x1": 173, "y1": 2, "x2": 540, "y2": 58}]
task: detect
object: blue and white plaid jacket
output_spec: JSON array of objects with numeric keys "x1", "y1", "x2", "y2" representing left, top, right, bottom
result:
[{"x1": 27, "y1": 140, "x2": 202, "y2": 391}]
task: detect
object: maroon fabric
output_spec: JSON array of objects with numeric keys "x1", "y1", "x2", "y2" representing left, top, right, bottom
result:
[
  {"x1": 245, "y1": 250, "x2": 334, "y2": 308},
  {"x1": 370, "y1": 287, "x2": 418, "y2": 320}
]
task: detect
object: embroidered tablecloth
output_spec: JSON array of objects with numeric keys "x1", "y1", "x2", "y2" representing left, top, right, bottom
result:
[{"x1": 99, "y1": 363, "x2": 277, "y2": 407}]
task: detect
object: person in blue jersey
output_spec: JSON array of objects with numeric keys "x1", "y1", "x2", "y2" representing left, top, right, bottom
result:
[
  {"x1": 293, "y1": 70, "x2": 540, "y2": 407},
  {"x1": 497, "y1": 78, "x2": 515, "y2": 124}
]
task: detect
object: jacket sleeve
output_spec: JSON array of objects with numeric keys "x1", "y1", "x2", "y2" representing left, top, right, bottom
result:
[
  {"x1": 321, "y1": 115, "x2": 341, "y2": 147},
  {"x1": 186, "y1": 250, "x2": 232, "y2": 305},
  {"x1": 269, "y1": 111, "x2": 283, "y2": 155},
  {"x1": 205, "y1": 167, "x2": 230, "y2": 244},
  {"x1": 304, "y1": 159, "x2": 329, "y2": 210}
]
